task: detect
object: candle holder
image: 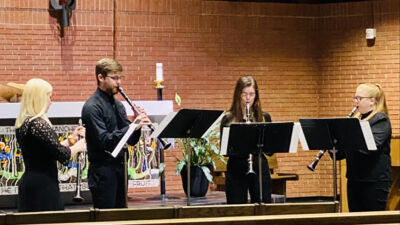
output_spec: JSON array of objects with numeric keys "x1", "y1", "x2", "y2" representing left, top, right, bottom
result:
[{"x1": 154, "y1": 80, "x2": 164, "y2": 101}]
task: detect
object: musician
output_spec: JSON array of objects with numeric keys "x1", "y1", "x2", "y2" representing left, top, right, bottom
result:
[
  {"x1": 15, "y1": 78, "x2": 86, "y2": 212},
  {"x1": 82, "y1": 58, "x2": 151, "y2": 209},
  {"x1": 220, "y1": 76, "x2": 272, "y2": 204},
  {"x1": 332, "y1": 83, "x2": 392, "y2": 212}
]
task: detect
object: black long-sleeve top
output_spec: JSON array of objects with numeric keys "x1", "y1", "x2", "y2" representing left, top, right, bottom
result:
[
  {"x1": 336, "y1": 112, "x2": 392, "y2": 182},
  {"x1": 82, "y1": 88, "x2": 141, "y2": 165},
  {"x1": 16, "y1": 117, "x2": 71, "y2": 179}
]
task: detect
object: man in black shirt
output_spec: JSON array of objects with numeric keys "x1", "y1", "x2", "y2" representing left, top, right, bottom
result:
[{"x1": 82, "y1": 58, "x2": 150, "y2": 209}]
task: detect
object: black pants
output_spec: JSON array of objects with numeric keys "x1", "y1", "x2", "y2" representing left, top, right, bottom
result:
[
  {"x1": 225, "y1": 155, "x2": 272, "y2": 204},
  {"x1": 347, "y1": 180, "x2": 390, "y2": 212},
  {"x1": 88, "y1": 163, "x2": 126, "y2": 209}
]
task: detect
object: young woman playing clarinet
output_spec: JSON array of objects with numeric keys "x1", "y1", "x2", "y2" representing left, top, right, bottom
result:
[{"x1": 220, "y1": 75, "x2": 272, "y2": 204}]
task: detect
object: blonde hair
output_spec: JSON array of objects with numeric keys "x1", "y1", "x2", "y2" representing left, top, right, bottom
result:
[
  {"x1": 353, "y1": 83, "x2": 388, "y2": 121},
  {"x1": 15, "y1": 78, "x2": 53, "y2": 128}
]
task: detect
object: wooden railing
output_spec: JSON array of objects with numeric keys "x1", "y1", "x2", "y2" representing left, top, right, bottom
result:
[
  {"x1": 2, "y1": 210, "x2": 399, "y2": 225},
  {"x1": 0, "y1": 202, "x2": 337, "y2": 225}
]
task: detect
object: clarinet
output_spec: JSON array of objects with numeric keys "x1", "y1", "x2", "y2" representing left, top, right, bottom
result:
[
  {"x1": 245, "y1": 102, "x2": 256, "y2": 175},
  {"x1": 117, "y1": 87, "x2": 171, "y2": 150},
  {"x1": 73, "y1": 119, "x2": 85, "y2": 202},
  {"x1": 307, "y1": 106, "x2": 358, "y2": 171}
]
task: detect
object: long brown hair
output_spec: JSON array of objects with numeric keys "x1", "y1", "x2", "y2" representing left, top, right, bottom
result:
[{"x1": 228, "y1": 76, "x2": 264, "y2": 122}]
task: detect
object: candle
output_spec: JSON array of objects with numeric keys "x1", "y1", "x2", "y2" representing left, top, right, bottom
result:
[{"x1": 156, "y1": 63, "x2": 163, "y2": 81}]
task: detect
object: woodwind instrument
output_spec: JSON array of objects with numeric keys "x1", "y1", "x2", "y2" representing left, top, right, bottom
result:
[
  {"x1": 117, "y1": 87, "x2": 171, "y2": 150},
  {"x1": 246, "y1": 102, "x2": 256, "y2": 175},
  {"x1": 73, "y1": 119, "x2": 85, "y2": 202},
  {"x1": 307, "y1": 106, "x2": 358, "y2": 171}
]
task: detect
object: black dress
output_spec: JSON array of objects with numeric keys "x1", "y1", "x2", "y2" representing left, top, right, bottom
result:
[
  {"x1": 220, "y1": 112, "x2": 272, "y2": 204},
  {"x1": 16, "y1": 117, "x2": 71, "y2": 212}
]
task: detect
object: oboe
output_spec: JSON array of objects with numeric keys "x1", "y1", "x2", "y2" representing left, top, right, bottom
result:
[
  {"x1": 117, "y1": 87, "x2": 171, "y2": 150},
  {"x1": 307, "y1": 106, "x2": 358, "y2": 171}
]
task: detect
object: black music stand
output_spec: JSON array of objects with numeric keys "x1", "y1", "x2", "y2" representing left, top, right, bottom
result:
[
  {"x1": 299, "y1": 118, "x2": 377, "y2": 207},
  {"x1": 225, "y1": 122, "x2": 295, "y2": 203},
  {"x1": 152, "y1": 108, "x2": 224, "y2": 205}
]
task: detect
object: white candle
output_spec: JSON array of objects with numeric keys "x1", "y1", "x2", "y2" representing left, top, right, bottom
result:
[{"x1": 156, "y1": 63, "x2": 163, "y2": 81}]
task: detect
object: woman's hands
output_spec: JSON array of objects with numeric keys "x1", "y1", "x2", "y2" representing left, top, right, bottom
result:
[
  {"x1": 72, "y1": 126, "x2": 86, "y2": 141},
  {"x1": 65, "y1": 126, "x2": 87, "y2": 157}
]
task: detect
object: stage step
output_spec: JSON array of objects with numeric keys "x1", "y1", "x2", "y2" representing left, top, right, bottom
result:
[
  {"x1": 1, "y1": 202, "x2": 337, "y2": 224},
  {"x1": 5, "y1": 210, "x2": 400, "y2": 225}
]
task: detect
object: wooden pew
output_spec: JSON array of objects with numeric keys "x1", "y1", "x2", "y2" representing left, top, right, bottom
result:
[
  {"x1": 387, "y1": 137, "x2": 400, "y2": 210},
  {"x1": 268, "y1": 154, "x2": 299, "y2": 196},
  {"x1": 33, "y1": 210, "x2": 400, "y2": 225},
  {"x1": 213, "y1": 155, "x2": 298, "y2": 196}
]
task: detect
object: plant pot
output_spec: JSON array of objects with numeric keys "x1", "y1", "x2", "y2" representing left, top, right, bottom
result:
[{"x1": 180, "y1": 165, "x2": 209, "y2": 197}]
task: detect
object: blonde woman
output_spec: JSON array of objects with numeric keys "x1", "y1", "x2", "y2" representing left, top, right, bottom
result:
[
  {"x1": 15, "y1": 78, "x2": 86, "y2": 212},
  {"x1": 334, "y1": 83, "x2": 392, "y2": 212}
]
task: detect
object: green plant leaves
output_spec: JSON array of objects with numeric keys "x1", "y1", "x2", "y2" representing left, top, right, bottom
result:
[
  {"x1": 200, "y1": 166, "x2": 213, "y2": 183},
  {"x1": 175, "y1": 128, "x2": 226, "y2": 183},
  {"x1": 175, "y1": 160, "x2": 186, "y2": 175}
]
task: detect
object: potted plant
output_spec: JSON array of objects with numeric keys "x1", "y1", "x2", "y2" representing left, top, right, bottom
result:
[{"x1": 175, "y1": 128, "x2": 226, "y2": 197}]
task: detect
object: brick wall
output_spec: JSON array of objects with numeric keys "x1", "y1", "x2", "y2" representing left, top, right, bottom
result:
[{"x1": 0, "y1": 0, "x2": 398, "y2": 198}]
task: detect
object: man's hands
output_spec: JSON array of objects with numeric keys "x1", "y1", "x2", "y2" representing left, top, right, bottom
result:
[{"x1": 132, "y1": 106, "x2": 152, "y2": 130}]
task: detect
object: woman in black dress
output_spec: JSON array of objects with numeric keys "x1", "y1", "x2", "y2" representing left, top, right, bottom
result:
[
  {"x1": 334, "y1": 83, "x2": 392, "y2": 212},
  {"x1": 220, "y1": 76, "x2": 272, "y2": 204},
  {"x1": 15, "y1": 78, "x2": 86, "y2": 212}
]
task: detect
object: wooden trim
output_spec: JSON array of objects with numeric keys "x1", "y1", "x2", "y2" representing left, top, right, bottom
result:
[
  {"x1": 3, "y1": 202, "x2": 337, "y2": 224},
  {"x1": 4, "y1": 210, "x2": 90, "y2": 225},
  {"x1": 42, "y1": 210, "x2": 400, "y2": 225}
]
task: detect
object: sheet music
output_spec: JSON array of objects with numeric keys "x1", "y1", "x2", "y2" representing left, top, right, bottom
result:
[
  {"x1": 289, "y1": 123, "x2": 300, "y2": 153},
  {"x1": 297, "y1": 122, "x2": 310, "y2": 150},
  {"x1": 220, "y1": 127, "x2": 230, "y2": 156},
  {"x1": 201, "y1": 111, "x2": 225, "y2": 139},
  {"x1": 360, "y1": 121, "x2": 377, "y2": 151},
  {"x1": 111, "y1": 124, "x2": 138, "y2": 158},
  {"x1": 150, "y1": 112, "x2": 177, "y2": 139}
]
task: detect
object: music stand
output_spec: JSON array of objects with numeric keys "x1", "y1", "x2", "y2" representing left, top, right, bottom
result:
[
  {"x1": 299, "y1": 118, "x2": 377, "y2": 207},
  {"x1": 225, "y1": 122, "x2": 295, "y2": 203},
  {"x1": 152, "y1": 108, "x2": 224, "y2": 205}
]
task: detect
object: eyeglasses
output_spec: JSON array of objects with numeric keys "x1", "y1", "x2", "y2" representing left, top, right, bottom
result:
[
  {"x1": 353, "y1": 96, "x2": 370, "y2": 102},
  {"x1": 107, "y1": 74, "x2": 125, "y2": 81},
  {"x1": 241, "y1": 92, "x2": 256, "y2": 98}
]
